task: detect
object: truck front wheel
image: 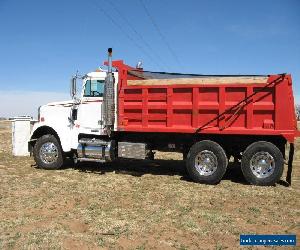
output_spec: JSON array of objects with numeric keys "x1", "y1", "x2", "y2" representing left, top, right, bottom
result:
[
  {"x1": 186, "y1": 140, "x2": 228, "y2": 184},
  {"x1": 241, "y1": 141, "x2": 284, "y2": 186},
  {"x1": 33, "y1": 134, "x2": 64, "y2": 170}
]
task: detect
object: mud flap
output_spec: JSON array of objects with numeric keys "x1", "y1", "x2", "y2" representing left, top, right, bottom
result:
[
  {"x1": 28, "y1": 139, "x2": 37, "y2": 156},
  {"x1": 286, "y1": 143, "x2": 294, "y2": 186}
]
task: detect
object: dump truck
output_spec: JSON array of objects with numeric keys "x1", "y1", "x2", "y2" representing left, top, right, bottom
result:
[{"x1": 28, "y1": 48, "x2": 299, "y2": 186}]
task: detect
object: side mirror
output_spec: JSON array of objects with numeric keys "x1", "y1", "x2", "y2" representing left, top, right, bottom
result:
[{"x1": 70, "y1": 77, "x2": 77, "y2": 98}]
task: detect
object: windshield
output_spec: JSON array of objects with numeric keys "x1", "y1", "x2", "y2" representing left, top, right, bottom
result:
[{"x1": 84, "y1": 79, "x2": 105, "y2": 97}]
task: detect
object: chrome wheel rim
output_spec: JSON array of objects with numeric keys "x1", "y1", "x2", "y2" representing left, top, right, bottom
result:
[
  {"x1": 250, "y1": 151, "x2": 275, "y2": 178},
  {"x1": 195, "y1": 150, "x2": 218, "y2": 176},
  {"x1": 39, "y1": 142, "x2": 58, "y2": 164}
]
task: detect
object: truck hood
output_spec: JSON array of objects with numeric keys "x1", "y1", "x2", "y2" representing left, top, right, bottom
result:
[{"x1": 45, "y1": 100, "x2": 74, "y2": 107}]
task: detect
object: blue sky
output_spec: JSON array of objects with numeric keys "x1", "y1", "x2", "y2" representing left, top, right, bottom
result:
[{"x1": 0, "y1": 0, "x2": 299, "y2": 116}]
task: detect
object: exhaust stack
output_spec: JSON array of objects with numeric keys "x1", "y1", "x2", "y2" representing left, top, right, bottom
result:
[
  {"x1": 108, "y1": 48, "x2": 112, "y2": 73},
  {"x1": 103, "y1": 48, "x2": 115, "y2": 136}
]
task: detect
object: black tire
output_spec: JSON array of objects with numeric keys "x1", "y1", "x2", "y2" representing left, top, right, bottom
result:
[
  {"x1": 183, "y1": 151, "x2": 188, "y2": 161},
  {"x1": 241, "y1": 141, "x2": 284, "y2": 186},
  {"x1": 33, "y1": 134, "x2": 64, "y2": 170},
  {"x1": 186, "y1": 140, "x2": 228, "y2": 184}
]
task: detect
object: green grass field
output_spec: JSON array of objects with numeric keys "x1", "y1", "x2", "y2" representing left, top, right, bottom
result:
[{"x1": 0, "y1": 121, "x2": 299, "y2": 249}]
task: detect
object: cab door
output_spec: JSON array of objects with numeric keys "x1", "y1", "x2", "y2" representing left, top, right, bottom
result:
[{"x1": 77, "y1": 79, "x2": 105, "y2": 133}]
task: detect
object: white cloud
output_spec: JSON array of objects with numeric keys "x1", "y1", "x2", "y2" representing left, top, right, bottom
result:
[{"x1": 0, "y1": 90, "x2": 70, "y2": 118}]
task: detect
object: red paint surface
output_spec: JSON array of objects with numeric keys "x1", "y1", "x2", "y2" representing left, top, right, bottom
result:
[{"x1": 111, "y1": 61, "x2": 299, "y2": 143}]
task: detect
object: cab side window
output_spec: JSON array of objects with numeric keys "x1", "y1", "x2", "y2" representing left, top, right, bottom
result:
[{"x1": 84, "y1": 80, "x2": 105, "y2": 97}]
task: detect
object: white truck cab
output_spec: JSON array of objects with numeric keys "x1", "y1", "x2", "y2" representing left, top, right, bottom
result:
[{"x1": 29, "y1": 62, "x2": 118, "y2": 169}]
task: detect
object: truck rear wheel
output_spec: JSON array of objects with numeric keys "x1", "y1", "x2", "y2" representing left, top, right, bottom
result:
[
  {"x1": 241, "y1": 141, "x2": 284, "y2": 186},
  {"x1": 33, "y1": 134, "x2": 64, "y2": 170},
  {"x1": 186, "y1": 140, "x2": 228, "y2": 184}
]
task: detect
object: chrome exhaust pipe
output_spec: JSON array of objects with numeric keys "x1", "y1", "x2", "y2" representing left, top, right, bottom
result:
[{"x1": 103, "y1": 48, "x2": 115, "y2": 136}]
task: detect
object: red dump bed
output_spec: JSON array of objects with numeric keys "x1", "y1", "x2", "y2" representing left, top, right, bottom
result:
[{"x1": 112, "y1": 61, "x2": 299, "y2": 143}]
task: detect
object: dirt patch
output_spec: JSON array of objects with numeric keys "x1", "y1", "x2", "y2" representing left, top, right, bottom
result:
[{"x1": 0, "y1": 120, "x2": 299, "y2": 249}]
